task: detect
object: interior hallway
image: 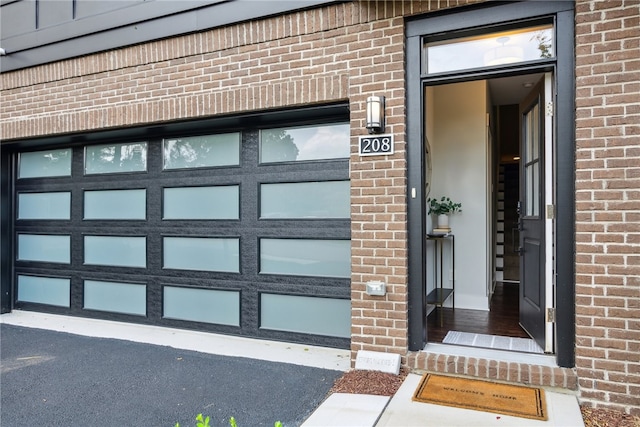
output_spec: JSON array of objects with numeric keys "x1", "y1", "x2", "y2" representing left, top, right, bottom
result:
[{"x1": 427, "y1": 282, "x2": 530, "y2": 343}]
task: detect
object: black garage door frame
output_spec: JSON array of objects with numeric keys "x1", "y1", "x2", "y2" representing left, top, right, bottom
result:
[{"x1": 1, "y1": 103, "x2": 352, "y2": 349}]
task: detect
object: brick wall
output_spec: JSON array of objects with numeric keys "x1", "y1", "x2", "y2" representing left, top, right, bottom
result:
[{"x1": 574, "y1": 0, "x2": 640, "y2": 415}]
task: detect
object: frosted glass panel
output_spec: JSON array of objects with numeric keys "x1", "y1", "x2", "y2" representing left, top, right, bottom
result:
[
  {"x1": 19, "y1": 149, "x2": 72, "y2": 178},
  {"x1": 18, "y1": 192, "x2": 71, "y2": 220},
  {"x1": 164, "y1": 237, "x2": 239, "y2": 272},
  {"x1": 85, "y1": 142, "x2": 147, "y2": 174},
  {"x1": 84, "y1": 189, "x2": 146, "y2": 219},
  {"x1": 84, "y1": 280, "x2": 146, "y2": 316},
  {"x1": 261, "y1": 294, "x2": 350, "y2": 338},
  {"x1": 18, "y1": 234, "x2": 70, "y2": 264},
  {"x1": 163, "y1": 133, "x2": 240, "y2": 169},
  {"x1": 163, "y1": 286, "x2": 240, "y2": 326},
  {"x1": 260, "y1": 123, "x2": 350, "y2": 163},
  {"x1": 261, "y1": 181, "x2": 350, "y2": 218},
  {"x1": 164, "y1": 186, "x2": 239, "y2": 219},
  {"x1": 260, "y1": 239, "x2": 350, "y2": 278},
  {"x1": 84, "y1": 236, "x2": 146, "y2": 267},
  {"x1": 17, "y1": 275, "x2": 70, "y2": 307}
]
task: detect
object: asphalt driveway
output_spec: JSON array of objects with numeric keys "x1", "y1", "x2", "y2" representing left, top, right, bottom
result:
[{"x1": 0, "y1": 324, "x2": 342, "y2": 427}]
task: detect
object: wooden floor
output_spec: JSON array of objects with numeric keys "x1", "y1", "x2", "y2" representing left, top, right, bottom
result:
[{"x1": 427, "y1": 282, "x2": 530, "y2": 343}]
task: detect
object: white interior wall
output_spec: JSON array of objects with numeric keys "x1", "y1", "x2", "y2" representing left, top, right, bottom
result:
[{"x1": 426, "y1": 80, "x2": 490, "y2": 311}]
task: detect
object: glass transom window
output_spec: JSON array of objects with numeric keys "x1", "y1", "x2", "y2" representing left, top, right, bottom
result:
[{"x1": 424, "y1": 24, "x2": 554, "y2": 74}]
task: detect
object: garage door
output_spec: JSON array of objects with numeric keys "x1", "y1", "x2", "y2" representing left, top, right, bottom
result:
[{"x1": 12, "y1": 119, "x2": 351, "y2": 348}]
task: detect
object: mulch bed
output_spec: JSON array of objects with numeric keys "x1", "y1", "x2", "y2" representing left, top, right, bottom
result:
[
  {"x1": 581, "y1": 406, "x2": 640, "y2": 427},
  {"x1": 329, "y1": 369, "x2": 640, "y2": 427}
]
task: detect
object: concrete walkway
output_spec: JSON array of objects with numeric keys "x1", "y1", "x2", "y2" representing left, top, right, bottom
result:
[
  {"x1": 303, "y1": 374, "x2": 585, "y2": 426},
  {"x1": 1, "y1": 311, "x2": 584, "y2": 427}
]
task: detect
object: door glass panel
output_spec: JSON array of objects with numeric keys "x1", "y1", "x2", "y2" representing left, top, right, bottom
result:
[
  {"x1": 84, "y1": 280, "x2": 146, "y2": 316},
  {"x1": 524, "y1": 102, "x2": 541, "y2": 217},
  {"x1": 531, "y1": 103, "x2": 539, "y2": 161},
  {"x1": 163, "y1": 286, "x2": 240, "y2": 326},
  {"x1": 532, "y1": 162, "x2": 539, "y2": 216},
  {"x1": 261, "y1": 294, "x2": 350, "y2": 338},
  {"x1": 260, "y1": 239, "x2": 351, "y2": 278},
  {"x1": 85, "y1": 142, "x2": 147, "y2": 174},
  {"x1": 424, "y1": 24, "x2": 554, "y2": 74},
  {"x1": 18, "y1": 192, "x2": 71, "y2": 220},
  {"x1": 17, "y1": 275, "x2": 70, "y2": 307},
  {"x1": 84, "y1": 189, "x2": 146, "y2": 220},
  {"x1": 260, "y1": 123, "x2": 350, "y2": 163},
  {"x1": 261, "y1": 181, "x2": 350, "y2": 219},
  {"x1": 163, "y1": 133, "x2": 240, "y2": 169},
  {"x1": 18, "y1": 149, "x2": 72, "y2": 178},
  {"x1": 84, "y1": 236, "x2": 147, "y2": 267},
  {"x1": 163, "y1": 186, "x2": 239, "y2": 220},
  {"x1": 163, "y1": 237, "x2": 239, "y2": 273},
  {"x1": 18, "y1": 234, "x2": 70, "y2": 264}
]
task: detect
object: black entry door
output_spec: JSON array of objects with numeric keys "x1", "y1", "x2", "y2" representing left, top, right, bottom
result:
[{"x1": 518, "y1": 79, "x2": 546, "y2": 349}]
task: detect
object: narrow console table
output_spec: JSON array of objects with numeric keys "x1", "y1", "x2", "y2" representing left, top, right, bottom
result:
[{"x1": 426, "y1": 233, "x2": 455, "y2": 327}]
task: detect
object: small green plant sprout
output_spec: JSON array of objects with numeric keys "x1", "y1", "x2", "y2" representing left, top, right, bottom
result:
[
  {"x1": 427, "y1": 196, "x2": 462, "y2": 215},
  {"x1": 175, "y1": 414, "x2": 282, "y2": 427},
  {"x1": 196, "y1": 414, "x2": 211, "y2": 427}
]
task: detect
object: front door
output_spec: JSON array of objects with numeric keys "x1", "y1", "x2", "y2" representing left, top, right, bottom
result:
[{"x1": 518, "y1": 79, "x2": 546, "y2": 349}]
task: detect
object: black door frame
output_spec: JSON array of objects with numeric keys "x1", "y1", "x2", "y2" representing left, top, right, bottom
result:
[{"x1": 406, "y1": 1, "x2": 575, "y2": 368}]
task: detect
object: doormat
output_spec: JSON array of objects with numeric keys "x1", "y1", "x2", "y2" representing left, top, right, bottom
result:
[
  {"x1": 443, "y1": 331, "x2": 544, "y2": 354},
  {"x1": 412, "y1": 374, "x2": 547, "y2": 420}
]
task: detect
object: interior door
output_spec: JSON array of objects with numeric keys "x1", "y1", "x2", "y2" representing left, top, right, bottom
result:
[{"x1": 518, "y1": 79, "x2": 546, "y2": 349}]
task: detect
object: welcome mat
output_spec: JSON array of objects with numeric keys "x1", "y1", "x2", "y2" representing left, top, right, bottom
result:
[
  {"x1": 412, "y1": 374, "x2": 547, "y2": 420},
  {"x1": 443, "y1": 331, "x2": 544, "y2": 354}
]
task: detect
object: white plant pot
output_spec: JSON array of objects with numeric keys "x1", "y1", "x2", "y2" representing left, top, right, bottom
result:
[{"x1": 437, "y1": 214, "x2": 449, "y2": 228}]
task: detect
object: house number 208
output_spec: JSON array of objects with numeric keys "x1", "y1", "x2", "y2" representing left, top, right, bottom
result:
[{"x1": 358, "y1": 135, "x2": 394, "y2": 156}]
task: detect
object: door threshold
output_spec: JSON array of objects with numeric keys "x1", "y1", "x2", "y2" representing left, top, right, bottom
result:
[{"x1": 423, "y1": 342, "x2": 557, "y2": 367}]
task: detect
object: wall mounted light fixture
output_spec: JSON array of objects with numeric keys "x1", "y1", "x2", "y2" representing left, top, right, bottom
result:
[{"x1": 366, "y1": 95, "x2": 385, "y2": 134}]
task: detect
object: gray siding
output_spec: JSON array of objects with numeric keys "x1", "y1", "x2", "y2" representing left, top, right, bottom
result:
[{"x1": 0, "y1": 0, "x2": 341, "y2": 72}]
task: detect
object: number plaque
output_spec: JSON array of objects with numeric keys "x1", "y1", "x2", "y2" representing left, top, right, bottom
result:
[{"x1": 358, "y1": 134, "x2": 394, "y2": 156}]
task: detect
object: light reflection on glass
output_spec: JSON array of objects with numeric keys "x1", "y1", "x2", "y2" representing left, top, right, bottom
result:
[
  {"x1": 18, "y1": 149, "x2": 72, "y2": 178},
  {"x1": 163, "y1": 133, "x2": 240, "y2": 169},
  {"x1": 425, "y1": 25, "x2": 554, "y2": 74},
  {"x1": 260, "y1": 123, "x2": 350, "y2": 163},
  {"x1": 85, "y1": 142, "x2": 147, "y2": 174}
]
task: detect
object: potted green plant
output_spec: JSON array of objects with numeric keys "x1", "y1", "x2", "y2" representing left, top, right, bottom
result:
[{"x1": 427, "y1": 196, "x2": 462, "y2": 230}]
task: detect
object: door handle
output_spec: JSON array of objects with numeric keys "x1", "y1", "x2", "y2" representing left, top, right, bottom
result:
[{"x1": 511, "y1": 228, "x2": 522, "y2": 254}]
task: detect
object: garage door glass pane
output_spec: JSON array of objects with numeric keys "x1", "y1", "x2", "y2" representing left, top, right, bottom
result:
[
  {"x1": 84, "y1": 236, "x2": 147, "y2": 267},
  {"x1": 84, "y1": 280, "x2": 146, "y2": 316},
  {"x1": 260, "y1": 123, "x2": 350, "y2": 163},
  {"x1": 18, "y1": 192, "x2": 71, "y2": 220},
  {"x1": 260, "y1": 239, "x2": 350, "y2": 278},
  {"x1": 84, "y1": 189, "x2": 146, "y2": 220},
  {"x1": 17, "y1": 275, "x2": 70, "y2": 307},
  {"x1": 18, "y1": 149, "x2": 72, "y2": 178},
  {"x1": 164, "y1": 186, "x2": 239, "y2": 219},
  {"x1": 261, "y1": 181, "x2": 350, "y2": 219},
  {"x1": 163, "y1": 133, "x2": 240, "y2": 169},
  {"x1": 163, "y1": 286, "x2": 240, "y2": 326},
  {"x1": 163, "y1": 237, "x2": 239, "y2": 272},
  {"x1": 85, "y1": 142, "x2": 147, "y2": 174},
  {"x1": 261, "y1": 294, "x2": 350, "y2": 338},
  {"x1": 18, "y1": 234, "x2": 70, "y2": 264}
]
